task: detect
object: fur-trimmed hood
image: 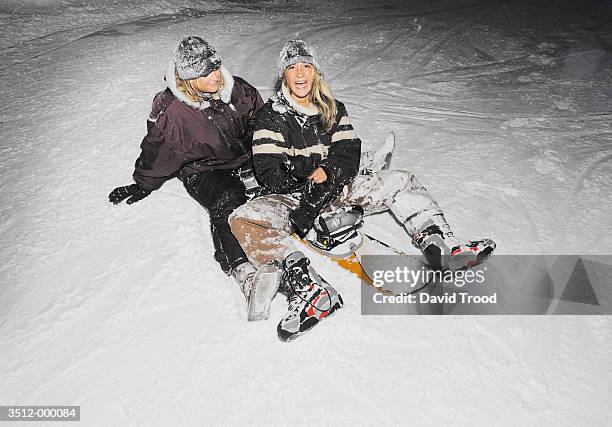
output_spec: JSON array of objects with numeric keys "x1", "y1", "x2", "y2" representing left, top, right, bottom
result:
[
  {"x1": 165, "y1": 60, "x2": 235, "y2": 110},
  {"x1": 270, "y1": 82, "x2": 319, "y2": 117}
]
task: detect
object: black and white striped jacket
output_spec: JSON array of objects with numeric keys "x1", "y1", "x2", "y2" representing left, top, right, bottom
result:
[{"x1": 252, "y1": 84, "x2": 361, "y2": 195}]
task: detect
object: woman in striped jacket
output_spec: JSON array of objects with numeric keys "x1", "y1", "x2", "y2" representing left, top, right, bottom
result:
[{"x1": 230, "y1": 40, "x2": 496, "y2": 340}]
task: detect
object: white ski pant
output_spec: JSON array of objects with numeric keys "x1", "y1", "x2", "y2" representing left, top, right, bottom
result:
[{"x1": 229, "y1": 170, "x2": 443, "y2": 268}]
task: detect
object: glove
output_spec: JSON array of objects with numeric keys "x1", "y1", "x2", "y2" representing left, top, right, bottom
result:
[
  {"x1": 289, "y1": 179, "x2": 341, "y2": 238},
  {"x1": 289, "y1": 207, "x2": 319, "y2": 238},
  {"x1": 108, "y1": 184, "x2": 151, "y2": 205}
]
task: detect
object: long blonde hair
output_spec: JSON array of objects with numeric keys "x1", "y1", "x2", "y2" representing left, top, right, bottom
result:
[
  {"x1": 175, "y1": 71, "x2": 224, "y2": 103},
  {"x1": 309, "y1": 70, "x2": 336, "y2": 134},
  {"x1": 284, "y1": 69, "x2": 337, "y2": 133}
]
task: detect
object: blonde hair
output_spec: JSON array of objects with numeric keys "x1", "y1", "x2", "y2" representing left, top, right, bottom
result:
[
  {"x1": 284, "y1": 68, "x2": 337, "y2": 134},
  {"x1": 310, "y1": 70, "x2": 336, "y2": 134},
  {"x1": 175, "y1": 71, "x2": 224, "y2": 103}
]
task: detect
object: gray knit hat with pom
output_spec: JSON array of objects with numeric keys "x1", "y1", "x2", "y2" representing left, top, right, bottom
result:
[
  {"x1": 173, "y1": 36, "x2": 222, "y2": 80},
  {"x1": 278, "y1": 39, "x2": 321, "y2": 77}
]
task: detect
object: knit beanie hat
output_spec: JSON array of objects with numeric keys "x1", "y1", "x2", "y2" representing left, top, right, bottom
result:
[
  {"x1": 278, "y1": 39, "x2": 321, "y2": 77},
  {"x1": 173, "y1": 36, "x2": 222, "y2": 80}
]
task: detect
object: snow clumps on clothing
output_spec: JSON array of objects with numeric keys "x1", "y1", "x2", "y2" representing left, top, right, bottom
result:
[
  {"x1": 173, "y1": 36, "x2": 222, "y2": 80},
  {"x1": 278, "y1": 39, "x2": 321, "y2": 77}
]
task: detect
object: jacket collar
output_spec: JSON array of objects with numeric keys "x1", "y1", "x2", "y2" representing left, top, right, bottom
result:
[
  {"x1": 270, "y1": 82, "x2": 319, "y2": 117},
  {"x1": 166, "y1": 61, "x2": 235, "y2": 110}
]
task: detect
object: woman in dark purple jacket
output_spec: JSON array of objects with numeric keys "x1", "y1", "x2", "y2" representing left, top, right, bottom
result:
[{"x1": 109, "y1": 36, "x2": 276, "y2": 321}]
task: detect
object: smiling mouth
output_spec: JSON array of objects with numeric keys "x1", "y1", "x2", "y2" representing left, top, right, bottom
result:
[{"x1": 294, "y1": 80, "x2": 308, "y2": 90}]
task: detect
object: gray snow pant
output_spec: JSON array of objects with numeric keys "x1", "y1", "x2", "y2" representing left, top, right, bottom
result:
[{"x1": 229, "y1": 170, "x2": 443, "y2": 268}]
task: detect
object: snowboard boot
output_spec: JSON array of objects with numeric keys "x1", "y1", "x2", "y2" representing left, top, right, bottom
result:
[
  {"x1": 232, "y1": 262, "x2": 282, "y2": 321},
  {"x1": 277, "y1": 251, "x2": 344, "y2": 341},
  {"x1": 412, "y1": 217, "x2": 496, "y2": 270}
]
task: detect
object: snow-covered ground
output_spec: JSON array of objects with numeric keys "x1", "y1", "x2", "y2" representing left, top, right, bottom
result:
[{"x1": 1, "y1": 0, "x2": 611, "y2": 424}]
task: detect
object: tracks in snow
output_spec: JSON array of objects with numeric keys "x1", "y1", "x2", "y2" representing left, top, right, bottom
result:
[{"x1": 0, "y1": 7, "x2": 258, "y2": 72}]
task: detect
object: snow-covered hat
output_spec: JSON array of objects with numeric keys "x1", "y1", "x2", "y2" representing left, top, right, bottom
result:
[
  {"x1": 278, "y1": 39, "x2": 321, "y2": 77},
  {"x1": 173, "y1": 36, "x2": 222, "y2": 80}
]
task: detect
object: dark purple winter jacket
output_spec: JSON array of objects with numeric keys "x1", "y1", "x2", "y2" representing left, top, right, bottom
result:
[{"x1": 133, "y1": 66, "x2": 264, "y2": 191}]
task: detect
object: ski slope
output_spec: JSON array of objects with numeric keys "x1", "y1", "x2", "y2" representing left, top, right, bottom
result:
[{"x1": 1, "y1": 0, "x2": 611, "y2": 425}]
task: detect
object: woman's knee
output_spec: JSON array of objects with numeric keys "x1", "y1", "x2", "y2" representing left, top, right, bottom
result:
[
  {"x1": 379, "y1": 169, "x2": 426, "y2": 192},
  {"x1": 228, "y1": 199, "x2": 270, "y2": 235},
  {"x1": 379, "y1": 169, "x2": 413, "y2": 181},
  {"x1": 228, "y1": 204, "x2": 248, "y2": 234},
  {"x1": 229, "y1": 195, "x2": 295, "y2": 234}
]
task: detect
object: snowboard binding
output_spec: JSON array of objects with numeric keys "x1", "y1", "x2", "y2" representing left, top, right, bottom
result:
[{"x1": 306, "y1": 205, "x2": 365, "y2": 257}]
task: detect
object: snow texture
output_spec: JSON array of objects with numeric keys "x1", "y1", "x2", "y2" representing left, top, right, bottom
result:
[
  {"x1": 173, "y1": 36, "x2": 222, "y2": 80},
  {"x1": 1, "y1": 0, "x2": 611, "y2": 425},
  {"x1": 278, "y1": 39, "x2": 321, "y2": 77}
]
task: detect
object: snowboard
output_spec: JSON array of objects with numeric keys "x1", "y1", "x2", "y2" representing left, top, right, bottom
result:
[
  {"x1": 289, "y1": 131, "x2": 434, "y2": 295},
  {"x1": 299, "y1": 132, "x2": 399, "y2": 283},
  {"x1": 294, "y1": 232, "x2": 434, "y2": 296}
]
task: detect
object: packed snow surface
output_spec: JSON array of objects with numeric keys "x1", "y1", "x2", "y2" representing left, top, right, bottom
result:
[{"x1": 1, "y1": 0, "x2": 611, "y2": 425}]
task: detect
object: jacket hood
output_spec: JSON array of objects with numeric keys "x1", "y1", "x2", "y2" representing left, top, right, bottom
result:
[
  {"x1": 270, "y1": 82, "x2": 319, "y2": 117},
  {"x1": 166, "y1": 60, "x2": 235, "y2": 110}
]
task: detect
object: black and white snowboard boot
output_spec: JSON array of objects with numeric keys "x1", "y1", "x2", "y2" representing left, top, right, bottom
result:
[
  {"x1": 277, "y1": 252, "x2": 344, "y2": 341},
  {"x1": 413, "y1": 216, "x2": 496, "y2": 270},
  {"x1": 233, "y1": 262, "x2": 282, "y2": 321}
]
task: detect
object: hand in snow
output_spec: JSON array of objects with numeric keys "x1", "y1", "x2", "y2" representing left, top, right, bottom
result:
[
  {"x1": 308, "y1": 167, "x2": 327, "y2": 184},
  {"x1": 108, "y1": 184, "x2": 151, "y2": 205}
]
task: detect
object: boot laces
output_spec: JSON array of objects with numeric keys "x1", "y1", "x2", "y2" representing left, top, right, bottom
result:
[{"x1": 283, "y1": 259, "x2": 333, "y2": 313}]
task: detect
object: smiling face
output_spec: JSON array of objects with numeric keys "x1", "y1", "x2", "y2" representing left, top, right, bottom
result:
[
  {"x1": 192, "y1": 68, "x2": 221, "y2": 93},
  {"x1": 284, "y1": 62, "x2": 315, "y2": 106}
]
